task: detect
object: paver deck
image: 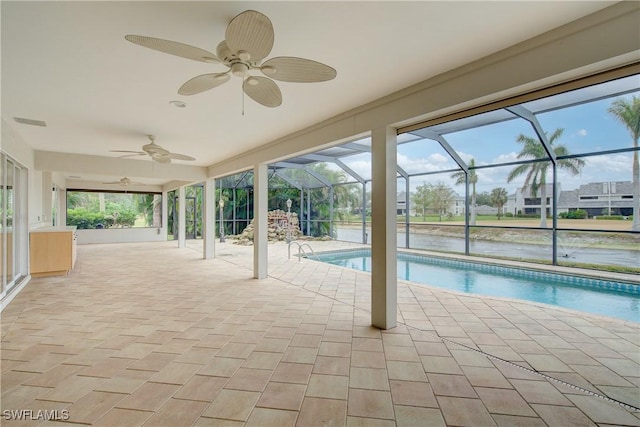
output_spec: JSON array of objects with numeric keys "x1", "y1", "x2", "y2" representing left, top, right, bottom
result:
[{"x1": 2, "y1": 240, "x2": 638, "y2": 426}]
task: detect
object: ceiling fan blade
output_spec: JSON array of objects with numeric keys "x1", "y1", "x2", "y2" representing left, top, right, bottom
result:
[
  {"x1": 261, "y1": 57, "x2": 337, "y2": 83},
  {"x1": 169, "y1": 153, "x2": 196, "y2": 161},
  {"x1": 225, "y1": 10, "x2": 274, "y2": 62},
  {"x1": 125, "y1": 35, "x2": 219, "y2": 63},
  {"x1": 243, "y1": 76, "x2": 282, "y2": 108},
  {"x1": 110, "y1": 150, "x2": 145, "y2": 154},
  {"x1": 118, "y1": 154, "x2": 148, "y2": 160},
  {"x1": 178, "y1": 73, "x2": 231, "y2": 95}
]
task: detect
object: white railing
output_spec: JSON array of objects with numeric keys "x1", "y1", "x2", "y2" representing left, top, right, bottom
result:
[{"x1": 288, "y1": 240, "x2": 318, "y2": 262}]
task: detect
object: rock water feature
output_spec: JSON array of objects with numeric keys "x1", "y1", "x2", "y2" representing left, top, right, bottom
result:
[{"x1": 233, "y1": 209, "x2": 303, "y2": 245}]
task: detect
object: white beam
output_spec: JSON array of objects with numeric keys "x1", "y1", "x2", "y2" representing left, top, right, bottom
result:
[
  {"x1": 371, "y1": 126, "x2": 397, "y2": 330},
  {"x1": 35, "y1": 151, "x2": 207, "y2": 182},
  {"x1": 66, "y1": 180, "x2": 163, "y2": 193}
]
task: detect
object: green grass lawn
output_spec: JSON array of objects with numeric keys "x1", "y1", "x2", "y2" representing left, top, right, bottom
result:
[{"x1": 339, "y1": 214, "x2": 549, "y2": 223}]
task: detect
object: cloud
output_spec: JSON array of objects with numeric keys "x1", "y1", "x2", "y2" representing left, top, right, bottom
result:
[
  {"x1": 396, "y1": 153, "x2": 456, "y2": 175},
  {"x1": 492, "y1": 152, "x2": 518, "y2": 164},
  {"x1": 456, "y1": 151, "x2": 474, "y2": 163},
  {"x1": 581, "y1": 153, "x2": 633, "y2": 176},
  {"x1": 576, "y1": 129, "x2": 588, "y2": 137},
  {"x1": 343, "y1": 159, "x2": 372, "y2": 180},
  {"x1": 428, "y1": 153, "x2": 449, "y2": 164}
]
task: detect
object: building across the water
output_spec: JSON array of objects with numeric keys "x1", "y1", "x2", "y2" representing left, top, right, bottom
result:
[
  {"x1": 505, "y1": 181, "x2": 634, "y2": 218},
  {"x1": 401, "y1": 180, "x2": 635, "y2": 218}
]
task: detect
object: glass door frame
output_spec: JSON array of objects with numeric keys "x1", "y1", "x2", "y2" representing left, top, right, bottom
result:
[{"x1": 1, "y1": 153, "x2": 28, "y2": 300}]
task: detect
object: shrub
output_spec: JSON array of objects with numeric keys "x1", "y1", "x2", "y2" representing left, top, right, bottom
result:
[
  {"x1": 595, "y1": 215, "x2": 625, "y2": 220},
  {"x1": 560, "y1": 209, "x2": 588, "y2": 219},
  {"x1": 67, "y1": 208, "x2": 106, "y2": 229},
  {"x1": 504, "y1": 212, "x2": 514, "y2": 217},
  {"x1": 114, "y1": 210, "x2": 137, "y2": 227},
  {"x1": 516, "y1": 213, "x2": 540, "y2": 218},
  {"x1": 67, "y1": 208, "x2": 138, "y2": 228}
]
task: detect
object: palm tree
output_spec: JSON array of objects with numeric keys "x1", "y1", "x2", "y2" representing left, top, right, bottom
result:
[
  {"x1": 608, "y1": 96, "x2": 640, "y2": 231},
  {"x1": 451, "y1": 158, "x2": 478, "y2": 225},
  {"x1": 136, "y1": 193, "x2": 161, "y2": 227},
  {"x1": 490, "y1": 187, "x2": 508, "y2": 219},
  {"x1": 507, "y1": 128, "x2": 584, "y2": 228},
  {"x1": 273, "y1": 163, "x2": 359, "y2": 237}
]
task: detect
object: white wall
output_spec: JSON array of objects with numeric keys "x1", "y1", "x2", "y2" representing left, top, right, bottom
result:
[
  {"x1": 0, "y1": 119, "x2": 46, "y2": 230},
  {"x1": 76, "y1": 228, "x2": 166, "y2": 244}
]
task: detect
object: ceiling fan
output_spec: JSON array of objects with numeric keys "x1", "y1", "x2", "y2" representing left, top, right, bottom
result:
[
  {"x1": 125, "y1": 10, "x2": 336, "y2": 108},
  {"x1": 102, "y1": 177, "x2": 143, "y2": 186},
  {"x1": 110, "y1": 135, "x2": 196, "y2": 164}
]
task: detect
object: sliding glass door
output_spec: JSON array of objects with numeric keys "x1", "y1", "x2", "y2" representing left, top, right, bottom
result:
[{"x1": 1, "y1": 153, "x2": 27, "y2": 299}]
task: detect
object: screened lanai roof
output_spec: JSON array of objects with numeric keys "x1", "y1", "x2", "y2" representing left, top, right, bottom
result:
[{"x1": 217, "y1": 73, "x2": 639, "y2": 190}]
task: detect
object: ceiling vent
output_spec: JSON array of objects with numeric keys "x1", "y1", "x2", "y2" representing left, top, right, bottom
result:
[{"x1": 14, "y1": 117, "x2": 47, "y2": 127}]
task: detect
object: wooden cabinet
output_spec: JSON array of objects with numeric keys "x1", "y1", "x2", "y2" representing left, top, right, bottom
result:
[{"x1": 30, "y1": 227, "x2": 77, "y2": 277}]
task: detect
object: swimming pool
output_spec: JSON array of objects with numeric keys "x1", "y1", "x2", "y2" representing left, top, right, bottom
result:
[{"x1": 313, "y1": 249, "x2": 640, "y2": 322}]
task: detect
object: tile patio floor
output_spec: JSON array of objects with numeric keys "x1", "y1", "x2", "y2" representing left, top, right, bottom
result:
[{"x1": 1, "y1": 240, "x2": 639, "y2": 426}]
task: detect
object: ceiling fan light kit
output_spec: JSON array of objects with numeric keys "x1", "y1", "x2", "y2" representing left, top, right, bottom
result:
[{"x1": 125, "y1": 10, "x2": 336, "y2": 108}]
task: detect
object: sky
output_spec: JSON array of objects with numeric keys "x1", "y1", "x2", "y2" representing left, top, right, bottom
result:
[{"x1": 331, "y1": 75, "x2": 639, "y2": 197}]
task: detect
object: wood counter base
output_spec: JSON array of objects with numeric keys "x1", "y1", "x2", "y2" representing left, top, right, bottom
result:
[{"x1": 30, "y1": 228, "x2": 77, "y2": 277}]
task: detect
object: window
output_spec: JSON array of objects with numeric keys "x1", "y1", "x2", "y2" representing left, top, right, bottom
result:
[
  {"x1": 397, "y1": 70, "x2": 639, "y2": 271},
  {"x1": 66, "y1": 190, "x2": 162, "y2": 229}
]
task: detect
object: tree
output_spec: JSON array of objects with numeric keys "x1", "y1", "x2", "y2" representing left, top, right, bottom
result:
[
  {"x1": 431, "y1": 182, "x2": 455, "y2": 222},
  {"x1": 268, "y1": 163, "x2": 359, "y2": 237},
  {"x1": 412, "y1": 182, "x2": 432, "y2": 220},
  {"x1": 608, "y1": 96, "x2": 640, "y2": 231},
  {"x1": 507, "y1": 128, "x2": 584, "y2": 227},
  {"x1": 67, "y1": 191, "x2": 99, "y2": 211},
  {"x1": 490, "y1": 187, "x2": 508, "y2": 219},
  {"x1": 475, "y1": 191, "x2": 493, "y2": 207},
  {"x1": 136, "y1": 193, "x2": 161, "y2": 227},
  {"x1": 167, "y1": 189, "x2": 178, "y2": 239},
  {"x1": 451, "y1": 158, "x2": 478, "y2": 225},
  {"x1": 185, "y1": 185, "x2": 203, "y2": 238}
]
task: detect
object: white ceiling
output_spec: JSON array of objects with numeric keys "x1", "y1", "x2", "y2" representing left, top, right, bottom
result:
[{"x1": 1, "y1": 1, "x2": 616, "y2": 186}]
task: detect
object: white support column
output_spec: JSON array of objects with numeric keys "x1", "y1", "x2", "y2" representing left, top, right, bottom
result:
[
  {"x1": 59, "y1": 190, "x2": 67, "y2": 227},
  {"x1": 162, "y1": 191, "x2": 168, "y2": 239},
  {"x1": 42, "y1": 172, "x2": 52, "y2": 224},
  {"x1": 203, "y1": 178, "x2": 215, "y2": 259},
  {"x1": 178, "y1": 186, "x2": 186, "y2": 248},
  {"x1": 253, "y1": 163, "x2": 268, "y2": 279},
  {"x1": 371, "y1": 126, "x2": 397, "y2": 330}
]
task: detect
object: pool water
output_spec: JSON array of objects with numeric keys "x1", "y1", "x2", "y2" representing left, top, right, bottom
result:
[{"x1": 314, "y1": 250, "x2": 640, "y2": 323}]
